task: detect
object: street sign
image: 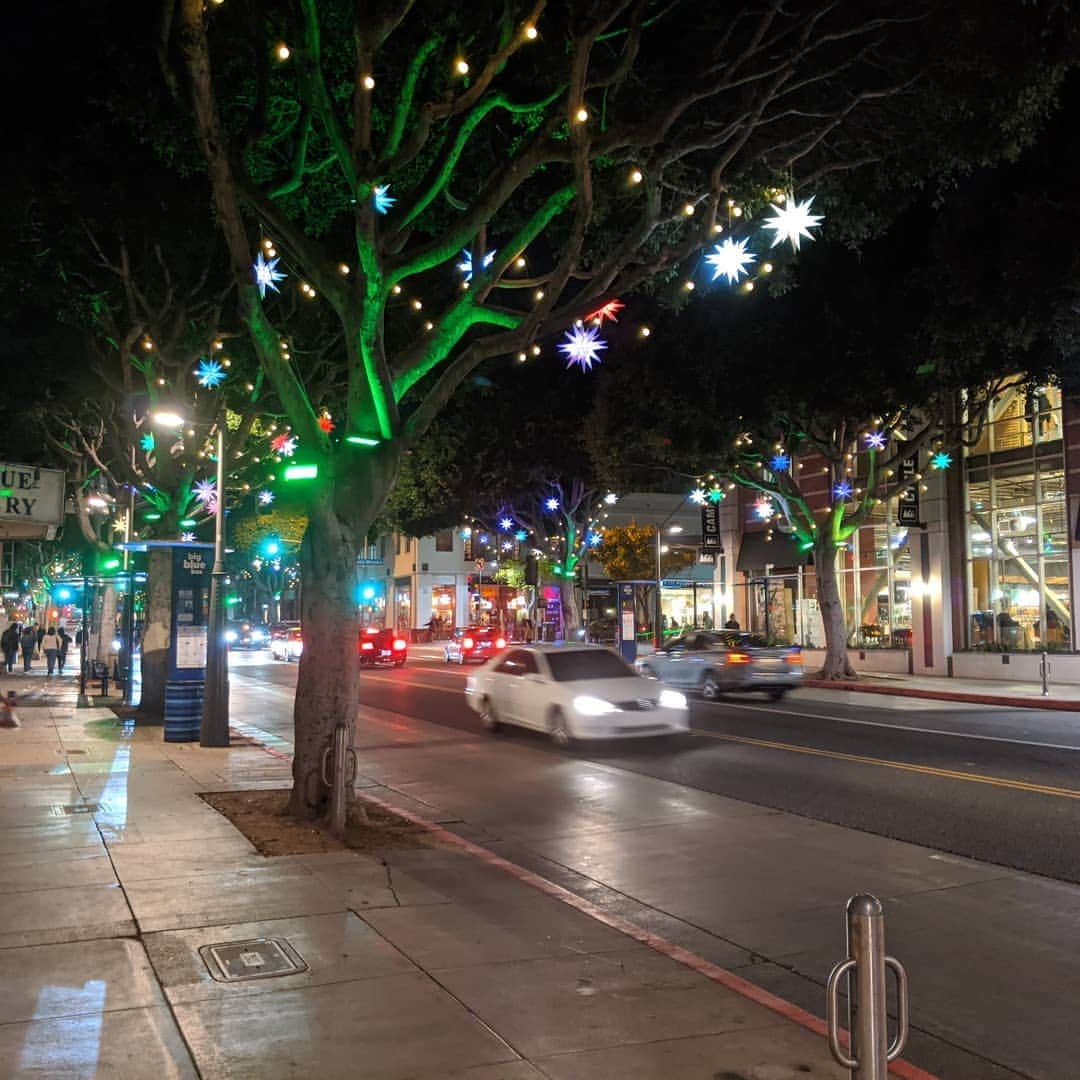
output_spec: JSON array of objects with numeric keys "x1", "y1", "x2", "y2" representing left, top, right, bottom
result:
[
  {"x1": 698, "y1": 549, "x2": 716, "y2": 565},
  {"x1": 701, "y1": 504, "x2": 721, "y2": 548},
  {"x1": 897, "y1": 455, "x2": 920, "y2": 526},
  {"x1": 0, "y1": 464, "x2": 65, "y2": 540}
]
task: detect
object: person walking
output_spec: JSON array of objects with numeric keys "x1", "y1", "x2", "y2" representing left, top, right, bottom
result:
[
  {"x1": 1, "y1": 623, "x2": 19, "y2": 673},
  {"x1": 19, "y1": 624, "x2": 37, "y2": 672},
  {"x1": 58, "y1": 627, "x2": 72, "y2": 674},
  {"x1": 41, "y1": 627, "x2": 61, "y2": 676}
]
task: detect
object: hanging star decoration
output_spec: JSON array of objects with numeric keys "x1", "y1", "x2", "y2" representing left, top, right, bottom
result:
[
  {"x1": 604, "y1": 492, "x2": 619, "y2": 505},
  {"x1": 501, "y1": 541, "x2": 513, "y2": 552},
  {"x1": 317, "y1": 415, "x2": 335, "y2": 434},
  {"x1": 558, "y1": 325, "x2": 607, "y2": 371},
  {"x1": 689, "y1": 488, "x2": 707, "y2": 505},
  {"x1": 769, "y1": 453, "x2": 791, "y2": 473},
  {"x1": 865, "y1": 431, "x2": 887, "y2": 451},
  {"x1": 373, "y1": 185, "x2": 395, "y2": 214},
  {"x1": 478, "y1": 534, "x2": 490, "y2": 545},
  {"x1": 587, "y1": 531, "x2": 603, "y2": 547},
  {"x1": 762, "y1": 194, "x2": 823, "y2": 252},
  {"x1": 139, "y1": 432, "x2": 155, "y2": 453},
  {"x1": 584, "y1": 299, "x2": 625, "y2": 325},
  {"x1": 707, "y1": 487, "x2": 725, "y2": 503},
  {"x1": 456, "y1": 249, "x2": 496, "y2": 281},
  {"x1": 258, "y1": 489, "x2": 275, "y2": 506},
  {"x1": 253, "y1": 252, "x2": 286, "y2": 298},
  {"x1": 833, "y1": 480, "x2": 854, "y2": 500},
  {"x1": 930, "y1": 451, "x2": 953, "y2": 470},
  {"x1": 755, "y1": 498, "x2": 775, "y2": 521},
  {"x1": 514, "y1": 529, "x2": 528, "y2": 542},
  {"x1": 180, "y1": 532, "x2": 196, "y2": 543},
  {"x1": 705, "y1": 237, "x2": 756, "y2": 284},
  {"x1": 271, "y1": 433, "x2": 297, "y2": 457},
  {"x1": 545, "y1": 497, "x2": 560, "y2": 512},
  {"x1": 196, "y1": 359, "x2": 226, "y2": 389},
  {"x1": 193, "y1": 479, "x2": 217, "y2": 505},
  {"x1": 499, "y1": 517, "x2": 514, "y2": 532}
]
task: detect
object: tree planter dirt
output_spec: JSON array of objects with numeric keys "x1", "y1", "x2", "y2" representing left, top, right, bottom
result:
[{"x1": 200, "y1": 789, "x2": 431, "y2": 857}]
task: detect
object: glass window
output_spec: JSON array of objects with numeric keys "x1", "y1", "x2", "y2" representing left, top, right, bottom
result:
[
  {"x1": 435, "y1": 529, "x2": 454, "y2": 553},
  {"x1": 546, "y1": 649, "x2": 634, "y2": 681}
]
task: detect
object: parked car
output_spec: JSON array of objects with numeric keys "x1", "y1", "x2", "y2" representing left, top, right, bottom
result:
[
  {"x1": 269, "y1": 621, "x2": 300, "y2": 642},
  {"x1": 636, "y1": 630, "x2": 802, "y2": 700},
  {"x1": 224, "y1": 621, "x2": 269, "y2": 649},
  {"x1": 466, "y1": 644, "x2": 688, "y2": 745},
  {"x1": 359, "y1": 626, "x2": 408, "y2": 667},
  {"x1": 444, "y1": 626, "x2": 507, "y2": 664},
  {"x1": 270, "y1": 626, "x2": 303, "y2": 662}
]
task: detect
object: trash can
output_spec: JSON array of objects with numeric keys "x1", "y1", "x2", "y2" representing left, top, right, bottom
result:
[{"x1": 164, "y1": 680, "x2": 204, "y2": 742}]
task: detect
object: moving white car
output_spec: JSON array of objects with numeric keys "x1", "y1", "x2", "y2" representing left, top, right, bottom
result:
[
  {"x1": 465, "y1": 644, "x2": 689, "y2": 746},
  {"x1": 270, "y1": 626, "x2": 303, "y2": 662}
]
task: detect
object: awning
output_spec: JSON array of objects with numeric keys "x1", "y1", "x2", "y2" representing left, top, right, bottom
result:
[{"x1": 736, "y1": 531, "x2": 812, "y2": 573}]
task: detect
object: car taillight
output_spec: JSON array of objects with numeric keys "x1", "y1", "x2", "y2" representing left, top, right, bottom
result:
[
  {"x1": 727, "y1": 652, "x2": 751, "y2": 664},
  {"x1": 463, "y1": 637, "x2": 474, "y2": 649},
  {"x1": 786, "y1": 651, "x2": 803, "y2": 665},
  {"x1": 495, "y1": 637, "x2": 506, "y2": 649},
  {"x1": 361, "y1": 641, "x2": 374, "y2": 651},
  {"x1": 393, "y1": 638, "x2": 406, "y2": 651}
]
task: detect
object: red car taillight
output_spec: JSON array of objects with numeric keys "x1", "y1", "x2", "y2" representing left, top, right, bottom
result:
[
  {"x1": 463, "y1": 637, "x2": 474, "y2": 649},
  {"x1": 727, "y1": 652, "x2": 751, "y2": 665},
  {"x1": 495, "y1": 637, "x2": 506, "y2": 649},
  {"x1": 361, "y1": 641, "x2": 374, "y2": 651},
  {"x1": 392, "y1": 638, "x2": 406, "y2": 651}
]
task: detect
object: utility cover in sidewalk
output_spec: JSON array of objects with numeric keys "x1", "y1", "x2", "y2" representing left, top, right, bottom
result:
[
  {"x1": 200, "y1": 938, "x2": 307, "y2": 982},
  {"x1": 51, "y1": 803, "x2": 100, "y2": 816}
]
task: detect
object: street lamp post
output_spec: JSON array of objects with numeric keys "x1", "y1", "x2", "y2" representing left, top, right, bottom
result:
[{"x1": 201, "y1": 418, "x2": 229, "y2": 747}]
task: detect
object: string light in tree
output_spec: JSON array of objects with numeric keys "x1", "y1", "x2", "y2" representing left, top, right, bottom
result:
[
  {"x1": 196, "y1": 359, "x2": 226, "y2": 388},
  {"x1": 833, "y1": 480, "x2": 854, "y2": 500},
  {"x1": 865, "y1": 431, "x2": 887, "y2": 451},
  {"x1": 585, "y1": 299, "x2": 624, "y2": 325},
  {"x1": 558, "y1": 325, "x2": 607, "y2": 371},
  {"x1": 762, "y1": 194, "x2": 823, "y2": 252},
  {"x1": 457, "y1": 249, "x2": 496, "y2": 281},
  {"x1": 257, "y1": 490, "x2": 275, "y2": 506},
  {"x1": 930, "y1": 451, "x2": 953, "y2": 470},
  {"x1": 373, "y1": 185, "x2": 395, "y2": 214},
  {"x1": 769, "y1": 452, "x2": 791, "y2": 472},
  {"x1": 705, "y1": 237, "x2": 756, "y2": 285},
  {"x1": 253, "y1": 252, "x2": 286, "y2": 298}
]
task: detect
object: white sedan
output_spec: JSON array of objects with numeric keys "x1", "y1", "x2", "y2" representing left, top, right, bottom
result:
[{"x1": 465, "y1": 644, "x2": 689, "y2": 746}]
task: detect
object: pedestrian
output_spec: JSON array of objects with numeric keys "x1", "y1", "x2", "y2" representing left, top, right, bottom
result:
[
  {"x1": 19, "y1": 624, "x2": 37, "y2": 672},
  {"x1": 1, "y1": 622, "x2": 19, "y2": 673},
  {"x1": 36, "y1": 623, "x2": 45, "y2": 651},
  {"x1": 58, "y1": 627, "x2": 72, "y2": 674},
  {"x1": 724, "y1": 615, "x2": 740, "y2": 630},
  {"x1": 41, "y1": 626, "x2": 61, "y2": 676}
]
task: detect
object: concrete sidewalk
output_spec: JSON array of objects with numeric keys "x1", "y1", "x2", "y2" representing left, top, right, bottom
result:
[{"x1": 0, "y1": 680, "x2": 859, "y2": 1078}]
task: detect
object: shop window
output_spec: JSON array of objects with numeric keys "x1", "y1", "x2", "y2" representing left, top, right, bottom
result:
[{"x1": 435, "y1": 529, "x2": 454, "y2": 553}]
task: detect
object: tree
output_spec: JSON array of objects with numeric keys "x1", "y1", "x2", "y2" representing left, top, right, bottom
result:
[{"x1": 167, "y1": 0, "x2": 1074, "y2": 820}]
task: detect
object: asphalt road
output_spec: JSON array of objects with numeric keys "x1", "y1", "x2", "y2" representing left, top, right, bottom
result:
[{"x1": 238, "y1": 649, "x2": 1080, "y2": 885}]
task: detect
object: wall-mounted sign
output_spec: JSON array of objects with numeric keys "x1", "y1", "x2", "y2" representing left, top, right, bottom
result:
[{"x1": 0, "y1": 464, "x2": 65, "y2": 540}]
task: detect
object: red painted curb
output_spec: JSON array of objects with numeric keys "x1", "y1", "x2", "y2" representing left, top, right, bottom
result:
[
  {"x1": 232, "y1": 721, "x2": 936, "y2": 1079},
  {"x1": 802, "y1": 679, "x2": 1080, "y2": 712}
]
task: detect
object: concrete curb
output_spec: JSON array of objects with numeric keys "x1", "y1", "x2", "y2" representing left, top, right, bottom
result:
[
  {"x1": 239, "y1": 722, "x2": 937, "y2": 1079},
  {"x1": 802, "y1": 679, "x2": 1080, "y2": 712}
]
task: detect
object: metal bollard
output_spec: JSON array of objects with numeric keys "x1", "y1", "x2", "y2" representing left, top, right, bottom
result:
[
  {"x1": 320, "y1": 723, "x2": 357, "y2": 839},
  {"x1": 826, "y1": 894, "x2": 909, "y2": 1079},
  {"x1": 1040, "y1": 651, "x2": 1050, "y2": 697}
]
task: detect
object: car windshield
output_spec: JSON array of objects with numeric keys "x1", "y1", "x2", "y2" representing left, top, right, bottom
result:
[{"x1": 546, "y1": 649, "x2": 634, "y2": 682}]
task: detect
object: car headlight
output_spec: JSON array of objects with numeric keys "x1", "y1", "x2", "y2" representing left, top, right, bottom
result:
[
  {"x1": 251, "y1": 630, "x2": 266, "y2": 641},
  {"x1": 573, "y1": 695, "x2": 617, "y2": 716},
  {"x1": 659, "y1": 689, "x2": 687, "y2": 710},
  {"x1": 224, "y1": 630, "x2": 238, "y2": 643}
]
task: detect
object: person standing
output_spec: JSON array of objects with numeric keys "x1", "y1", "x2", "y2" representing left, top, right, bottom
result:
[
  {"x1": 58, "y1": 627, "x2": 72, "y2": 674},
  {"x1": 1, "y1": 623, "x2": 19, "y2": 673},
  {"x1": 19, "y1": 624, "x2": 37, "y2": 672},
  {"x1": 41, "y1": 627, "x2": 61, "y2": 676}
]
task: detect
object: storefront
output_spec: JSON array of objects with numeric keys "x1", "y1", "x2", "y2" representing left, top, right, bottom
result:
[
  {"x1": 431, "y1": 583, "x2": 456, "y2": 635},
  {"x1": 393, "y1": 579, "x2": 412, "y2": 632}
]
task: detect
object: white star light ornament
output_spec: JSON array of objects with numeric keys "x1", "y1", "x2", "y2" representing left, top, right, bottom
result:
[
  {"x1": 457, "y1": 249, "x2": 496, "y2": 281},
  {"x1": 689, "y1": 488, "x2": 707, "y2": 505},
  {"x1": 763, "y1": 194, "x2": 823, "y2": 252},
  {"x1": 373, "y1": 185, "x2": 395, "y2": 214},
  {"x1": 253, "y1": 252, "x2": 286, "y2": 298},
  {"x1": 558, "y1": 325, "x2": 607, "y2": 371},
  {"x1": 545, "y1": 497, "x2": 560, "y2": 512},
  {"x1": 705, "y1": 237, "x2": 756, "y2": 285},
  {"x1": 258, "y1": 489, "x2": 275, "y2": 506}
]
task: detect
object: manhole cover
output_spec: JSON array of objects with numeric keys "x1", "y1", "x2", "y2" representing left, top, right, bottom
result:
[
  {"x1": 200, "y1": 938, "x2": 306, "y2": 982},
  {"x1": 51, "y1": 803, "x2": 101, "y2": 816}
]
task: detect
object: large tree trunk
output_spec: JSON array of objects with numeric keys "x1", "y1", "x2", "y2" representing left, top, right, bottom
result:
[
  {"x1": 815, "y1": 539, "x2": 856, "y2": 679},
  {"x1": 138, "y1": 548, "x2": 172, "y2": 720},
  {"x1": 559, "y1": 576, "x2": 581, "y2": 639}
]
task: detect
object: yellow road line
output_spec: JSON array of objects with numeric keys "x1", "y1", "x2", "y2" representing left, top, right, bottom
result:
[{"x1": 692, "y1": 729, "x2": 1080, "y2": 800}]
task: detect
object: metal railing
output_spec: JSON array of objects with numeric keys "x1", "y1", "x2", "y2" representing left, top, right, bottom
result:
[
  {"x1": 827, "y1": 894, "x2": 909, "y2": 1078},
  {"x1": 321, "y1": 723, "x2": 357, "y2": 838}
]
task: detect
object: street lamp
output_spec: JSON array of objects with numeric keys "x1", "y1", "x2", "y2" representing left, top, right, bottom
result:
[{"x1": 153, "y1": 409, "x2": 229, "y2": 747}]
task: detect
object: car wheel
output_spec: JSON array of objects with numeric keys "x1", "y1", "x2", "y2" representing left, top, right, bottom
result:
[
  {"x1": 701, "y1": 672, "x2": 721, "y2": 701},
  {"x1": 479, "y1": 697, "x2": 503, "y2": 733},
  {"x1": 549, "y1": 708, "x2": 574, "y2": 749},
  {"x1": 767, "y1": 687, "x2": 787, "y2": 702}
]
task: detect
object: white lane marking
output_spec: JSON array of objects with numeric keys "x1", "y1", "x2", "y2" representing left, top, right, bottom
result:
[{"x1": 712, "y1": 699, "x2": 1080, "y2": 753}]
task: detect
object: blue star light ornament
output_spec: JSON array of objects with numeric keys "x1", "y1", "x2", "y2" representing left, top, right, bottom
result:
[
  {"x1": 514, "y1": 529, "x2": 528, "y2": 542},
  {"x1": 373, "y1": 185, "x2": 395, "y2": 214},
  {"x1": 762, "y1": 194, "x2": 823, "y2": 252},
  {"x1": 558, "y1": 325, "x2": 607, "y2": 371},
  {"x1": 499, "y1": 517, "x2": 514, "y2": 532},
  {"x1": 253, "y1": 252, "x2": 286, "y2": 298},
  {"x1": 865, "y1": 431, "x2": 887, "y2": 451},
  {"x1": 457, "y1": 249, "x2": 496, "y2": 281},
  {"x1": 139, "y1": 432, "x2": 155, "y2": 453},
  {"x1": 931, "y1": 451, "x2": 953, "y2": 470},
  {"x1": 705, "y1": 237, "x2": 755, "y2": 285},
  {"x1": 769, "y1": 453, "x2": 791, "y2": 473},
  {"x1": 587, "y1": 531, "x2": 603, "y2": 547},
  {"x1": 833, "y1": 480, "x2": 854, "y2": 500},
  {"x1": 197, "y1": 359, "x2": 226, "y2": 389}
]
